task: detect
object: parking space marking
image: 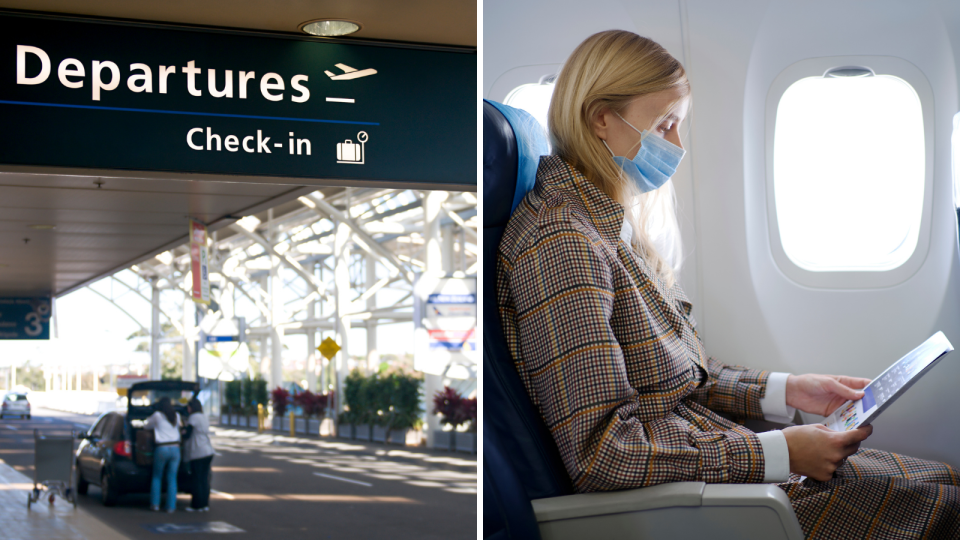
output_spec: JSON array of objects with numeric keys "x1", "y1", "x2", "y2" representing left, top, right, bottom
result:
[
  {"x1": 141, "y1": 521, "x2": 245, "y2": 534},
  {"x1": 211, "y1": 489, "x2": 235, "y2": 500},
  {"x1": 313, "y1": 472, "x2": 372, "y2": 487}
]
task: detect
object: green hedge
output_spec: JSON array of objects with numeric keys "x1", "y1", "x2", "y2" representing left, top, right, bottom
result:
[
  {"x1": 224, "y1": 376, "x2": 267, "y2": 415},
  {"x1": 224, "y1": 379, "x2": 242, "y2": 413},
  {"x1": 340, "y1": 369, "x2": 423, "y2": 430}
]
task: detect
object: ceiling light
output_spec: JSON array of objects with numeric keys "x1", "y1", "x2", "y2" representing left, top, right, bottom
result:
[
  {"x1": 28, "y1": 224, "x2": 55, "y2": 230},
  {"x1": 299, "y1": 19, "x2": 362, "y2": 37}
]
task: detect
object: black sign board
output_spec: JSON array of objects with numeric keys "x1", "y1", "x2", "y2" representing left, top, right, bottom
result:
[{"x1": 0, "y1": 12, "x2": 476, "y2": 188}]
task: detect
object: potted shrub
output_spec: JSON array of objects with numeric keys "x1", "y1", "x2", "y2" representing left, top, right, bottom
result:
[
  {"x1": 432, "y1": 386, "x2": 470, "y2": 451},
  {"x1": 296, "y1": 390, "x2": 323, "y2": 436},
  {"x1": 293, "y1": 390, "x2": 315, "y2": 435},
  {"x1": 370, "y1": 375, "x2": 391, "y2": 443},
  {"x1": 224, "y1": 379, "x2": 242, "y2": 426},
  {"x1": 271, "y1": 387, "x2": 290, "y2": 432},
  {"x1": 384, "y1": 369, "x2": 423, "y2": 446},
  {"x1": 241, "y1": 377, "x2": 260, "y2": 428},
  {"x1": 340, "y1": 370, "x2": 372, "y2": 440},
  {"x1": 455, "y1": 395, "x2": 477, "y2": 453}
]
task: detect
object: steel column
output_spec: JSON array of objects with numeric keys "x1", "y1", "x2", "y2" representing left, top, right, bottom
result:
[
  {"x1": 422, "y1": 191, "x2": 447, "y2": 446},
  {"x1": 150, "y1": 277, "x2": 162, "y2": 381},
  {"x1": 334, "y1": 216, "x2": 352, "y2": 416}
]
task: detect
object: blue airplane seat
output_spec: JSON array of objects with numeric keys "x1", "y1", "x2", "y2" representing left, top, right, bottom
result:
[
  {"x1": 482, "y1": 100, "x2": 572, "y2": 539},
  {"x1": 483, "y1": 427, "x2": 542, "y2": 540}
]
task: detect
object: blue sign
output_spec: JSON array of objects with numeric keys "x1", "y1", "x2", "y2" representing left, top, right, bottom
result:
[
  {"x1": 0, "y1": 297, "x2": 51, "y2": 340},
  {"x1": 141, "y1": 522, "x2": 244, "y2": 534},
  {"x1": 203, "y1": 335, "x2": 238, "y2": 343},
  {"x1": 427, "y1": 293, "x2": 477, "y2": 304}
]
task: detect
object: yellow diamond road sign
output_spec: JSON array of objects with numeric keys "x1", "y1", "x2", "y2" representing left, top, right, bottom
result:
[{"x1": 317, "y1": 337, "x2": 341, "y2": 360}]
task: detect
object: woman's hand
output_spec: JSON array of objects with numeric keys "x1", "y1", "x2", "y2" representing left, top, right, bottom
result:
[
  {"x1": 785, "y1": 374, "x2": 872, "y2": 417},
  {"x1": 782, "y1": 424, "x2": 873, "y2": 481}
]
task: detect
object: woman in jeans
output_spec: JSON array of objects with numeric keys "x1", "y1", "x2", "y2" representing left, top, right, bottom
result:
[
  {"x1": 143, "y1": 396, "x2": 181, "y2": 512},
  {"x1": 182, "y1": 398, "x2": 214, "y2": 512}
]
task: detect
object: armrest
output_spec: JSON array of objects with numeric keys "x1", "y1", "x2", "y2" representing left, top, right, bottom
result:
[
  {"x1": 702, "y1": 484, "x2": 805, "y2": 539},
  {"x1": 532, "y1": 482, "x2": 804, "y2": 540},
  {"x1": 531, "y1": 482, "x2": 705, "y2": 521}
]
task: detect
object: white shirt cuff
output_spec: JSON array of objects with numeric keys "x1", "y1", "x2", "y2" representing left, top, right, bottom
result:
[
  {"x1": 756, "y1": 430, "x2": 791, "y2": 483},
  {"x1": 759, "y1": 372, "x2": 796, "y2": 424}
]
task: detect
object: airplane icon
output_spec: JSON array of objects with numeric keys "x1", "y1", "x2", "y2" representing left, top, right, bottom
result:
[{"x1": 325, "y1": 63, "x2": 377, "y2": 80}]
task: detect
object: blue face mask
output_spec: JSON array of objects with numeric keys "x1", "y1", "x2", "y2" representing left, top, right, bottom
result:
[{"x1": 602, "y1": 111, "x2": 685, "y2": 193}]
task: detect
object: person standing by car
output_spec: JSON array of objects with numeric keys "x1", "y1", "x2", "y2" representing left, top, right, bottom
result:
[
  {"x1": 182, "y1": 398, "x2": 214, "y2": 512},
  {"x1": 143, "y1": 396, "x2": 181, "y2": 512}
]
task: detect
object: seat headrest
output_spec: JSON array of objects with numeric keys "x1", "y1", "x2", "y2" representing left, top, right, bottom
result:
[{"x1": 483, "y1": 100, "x2": 550, "y2": 228}]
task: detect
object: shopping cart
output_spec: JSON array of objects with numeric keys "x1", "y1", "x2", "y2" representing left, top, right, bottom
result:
[{"x1": 27, "y1": 429, "x2": 77, "y2": 509}]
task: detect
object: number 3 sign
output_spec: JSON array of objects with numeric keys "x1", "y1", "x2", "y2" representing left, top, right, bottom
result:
[
  {"x1": 0, "y1": 298, "x2": 51, "y2": 340},
  {"x1": 24, "y1": 300, "x2": 51, "y2": 337}
]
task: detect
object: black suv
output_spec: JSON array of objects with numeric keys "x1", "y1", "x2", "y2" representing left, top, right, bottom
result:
[{"x1": 75, "y1": 380, "x2": 202, "y2": 506}]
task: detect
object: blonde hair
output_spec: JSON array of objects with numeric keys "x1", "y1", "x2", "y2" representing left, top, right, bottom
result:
[{"x1": 549, "y1": 30, "x2": 689, "y2": 287}]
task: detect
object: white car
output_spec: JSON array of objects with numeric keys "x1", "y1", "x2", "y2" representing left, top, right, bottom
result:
[{"x1": 1, "y1": 393, "x2": 31, "y2": 419}]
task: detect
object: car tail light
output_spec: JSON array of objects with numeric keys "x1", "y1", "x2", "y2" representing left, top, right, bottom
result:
[{"x1": 113, "y1": 441, "x2": 132, "y2": 458}]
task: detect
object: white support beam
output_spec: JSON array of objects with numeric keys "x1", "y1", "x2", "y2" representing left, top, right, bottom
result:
[
  {"x1": 302, "y1": 194, "x2": 414, "y2": 284},
  {"x1": 112, "y1": 276, "x2": 183, "y2": 334},
  {"x1": 182, "y1": 296, "x2": 197, "y2": 383},
  {"x1": 229, "y1": 223, "x2": 333, "y2": 302},
  {"x1": 85, "y1": 286, "x2": 148, "y2": 334},
  {"x1": 440, "y1": 204, "x2": 478, "y2": 242},
  {"x1": 268, "y1": 218, "x2": 284, "y2": 393},
  {"x1": 422, "y1": 191, "x2": 447, "y2": 447},
  {"x1": 334, "y1": 218, "x2": 351, "y2": 418},
  {"x1": 220, "y1": 272, "x2": 270, "y2": 320}
]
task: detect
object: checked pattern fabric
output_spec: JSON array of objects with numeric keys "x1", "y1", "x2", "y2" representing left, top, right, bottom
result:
[
  {"x1": 496, "y1": 155, "x2": 960, "y2": 539},
  {"x1": 496, "y1": 155, "x2": 769, "y2": 492}
]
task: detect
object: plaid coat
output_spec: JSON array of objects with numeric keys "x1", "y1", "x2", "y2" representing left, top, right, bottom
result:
[{"x1": 497, "y1": 155, "x2": 960, "y2": 539}]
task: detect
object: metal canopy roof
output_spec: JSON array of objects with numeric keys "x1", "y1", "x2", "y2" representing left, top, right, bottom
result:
[{"x1": 0, "y1": 2, "x2": 476, "y2": 298}]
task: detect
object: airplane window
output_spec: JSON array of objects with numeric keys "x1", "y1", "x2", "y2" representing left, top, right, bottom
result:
[
  {"x1": 774, "y1": 74, "x2": 924, "y2": 272},
  {"x1": 503, "y1": 81, "x2": 555, "y2": 134}
]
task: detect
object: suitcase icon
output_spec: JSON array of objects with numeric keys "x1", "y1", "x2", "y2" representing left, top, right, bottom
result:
[
  {"x1": 337, "y1": 139, "x2": 362, "y2": 162},
  {"x1": 336, "y1": 131, "x2": 369, "y2": 164}
]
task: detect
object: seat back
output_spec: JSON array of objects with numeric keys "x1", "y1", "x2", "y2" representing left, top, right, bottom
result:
[{"x1": 482, "y1": 99, "x2": 574, "y2": 506}]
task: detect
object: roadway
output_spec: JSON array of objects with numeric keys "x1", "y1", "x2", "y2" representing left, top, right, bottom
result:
[{"x1": 0, "y1": 407, "x2": 476, "y2": 539}]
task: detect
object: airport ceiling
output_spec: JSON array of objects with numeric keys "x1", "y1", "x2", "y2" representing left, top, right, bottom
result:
[
  {"x1": 0, "y1": 1, "x2": 477, "y2": 48},
  {"x1": 0, "y1": 2, "x2": 476, "y2": 299}
]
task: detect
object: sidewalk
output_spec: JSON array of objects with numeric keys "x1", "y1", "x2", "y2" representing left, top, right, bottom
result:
[{"x1": 0, "y1": 458, "x2": 129, "y2": 540}]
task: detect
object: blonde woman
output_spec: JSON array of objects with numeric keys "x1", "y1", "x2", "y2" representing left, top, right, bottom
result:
[{"x1": 496, "y1": 30, "x2": 960, "y2": 538}]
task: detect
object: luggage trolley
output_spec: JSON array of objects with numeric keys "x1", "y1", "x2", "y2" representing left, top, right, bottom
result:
[{"x1": 27, "y1": 429, "x2": 77, "y2": 509}]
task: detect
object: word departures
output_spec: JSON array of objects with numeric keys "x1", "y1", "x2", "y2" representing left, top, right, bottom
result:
[{"x1": 16, "y1": 46, "x2": 315, "y2": 103}]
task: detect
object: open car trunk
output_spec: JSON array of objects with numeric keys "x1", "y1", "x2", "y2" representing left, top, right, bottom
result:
[{"x1": 126, "y1": 381, "x2": 200, "y2": 465}]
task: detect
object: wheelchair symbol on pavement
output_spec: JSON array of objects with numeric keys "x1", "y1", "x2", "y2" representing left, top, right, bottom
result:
[{"x1": 336, "y1": 131, "x2": 368, "y2": 165}]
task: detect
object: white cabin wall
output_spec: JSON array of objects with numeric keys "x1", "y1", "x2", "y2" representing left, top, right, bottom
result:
[{"x1": 735, "y1": 1, "x2": 960, "y2": 464}]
